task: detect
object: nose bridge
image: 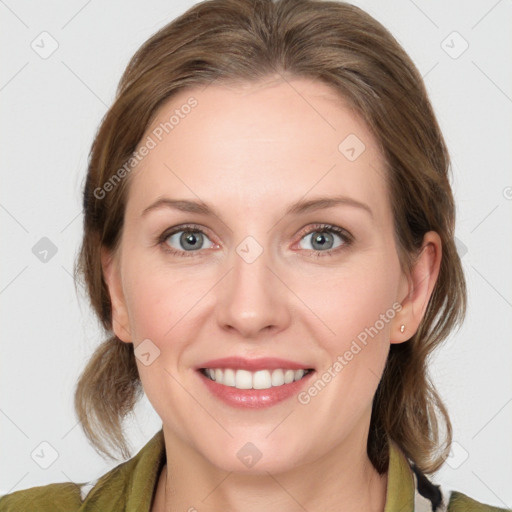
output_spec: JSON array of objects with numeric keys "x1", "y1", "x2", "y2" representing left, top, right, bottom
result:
[{"x1": 215, "y1": 233, "x2": 290, "y2": 337}]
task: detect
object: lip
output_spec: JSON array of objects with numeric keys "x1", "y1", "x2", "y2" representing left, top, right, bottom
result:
[
  {"x1": 197, "y1": 356, "x2": 313, "y2": 372},
  {"x1": 198, "y1": 368, "x2": 315, "y2": 409}
]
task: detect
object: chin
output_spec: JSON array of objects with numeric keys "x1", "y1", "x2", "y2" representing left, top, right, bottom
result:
[{"x1": 198, "y1": 437, "x2": 307, "y2": 475}]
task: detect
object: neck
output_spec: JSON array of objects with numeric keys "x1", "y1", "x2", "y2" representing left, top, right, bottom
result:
[{"x1": 154, "y1": 427, "x2": 388, "y2": 512}]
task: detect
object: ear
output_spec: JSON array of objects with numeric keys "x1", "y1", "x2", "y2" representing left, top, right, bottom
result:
[
  {"x1": 391, "y1": 231, "x2": 442, "y2": 344},
  {"x1": 101, "y1": 247, "x2": 132, "y2": 343}
]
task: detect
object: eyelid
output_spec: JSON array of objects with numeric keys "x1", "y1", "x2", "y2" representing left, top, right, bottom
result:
[
  {"x1": 295, "y1": 223, "x2": 353, "y2": 244},
  {"x1": 156, "y1": 223, "x2": 218, "y2": 256},
  {"x1": 293, "y1": 223, "x2": 353, "y2": 257}
]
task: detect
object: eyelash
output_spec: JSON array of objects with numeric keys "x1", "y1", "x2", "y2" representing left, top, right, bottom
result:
[{"x1": 156, "y1": 223, "x2": 353, "y2": 259}]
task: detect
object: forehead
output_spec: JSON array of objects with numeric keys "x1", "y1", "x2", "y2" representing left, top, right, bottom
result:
[{"x1": 125, "y1": 77, "x2": 389, "y2": 224}]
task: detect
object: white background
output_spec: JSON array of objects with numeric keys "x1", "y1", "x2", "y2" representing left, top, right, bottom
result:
[{"x1": 1, "y1": 0, "x2": 511, "y2": 507}]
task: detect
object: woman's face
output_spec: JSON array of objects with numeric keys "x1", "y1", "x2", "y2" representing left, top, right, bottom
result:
[{"x1": 104, "y1": 76, "x2": 413, "y2": 473}]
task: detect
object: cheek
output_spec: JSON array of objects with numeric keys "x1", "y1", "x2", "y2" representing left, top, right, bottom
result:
[
  {"x1": 297, "y1": 262, "x2": 399, "y2": 351},
  {"x1": 124, "y1": 275, "x2": 179, "y2": 343},
  {"x1": 306, "y1": 259, "x2": 399, "y2": 406},
  {"x1": 122, "y1": 257, "x2": 212, "y2": 346},
  {"x1": 292, "y1": 279, "x2": 394, "y2": 430}
]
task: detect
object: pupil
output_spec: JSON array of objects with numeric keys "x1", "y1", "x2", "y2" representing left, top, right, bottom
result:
[
  {"x1": 313, "y1": 232, "x2": 332, "y2": 250},
  {"x1": 181, "y1": 231, "x2": 202, "y2": 250}
]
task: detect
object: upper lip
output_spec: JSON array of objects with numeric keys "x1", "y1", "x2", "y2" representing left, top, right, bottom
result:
[{"x1": 197, "y1": 357, "x2": 314, "y2": 372}]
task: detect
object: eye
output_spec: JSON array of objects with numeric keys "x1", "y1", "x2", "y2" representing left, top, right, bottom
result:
[
  {"x1": 157, "y1": 223, "x2": 353, "y2": 258},
  {"x1": 158, "y1": 224, "x2": 215, "y2": 257},
  {"x1": 297, "y1": 224, "x2": 352, "y2": 257}
]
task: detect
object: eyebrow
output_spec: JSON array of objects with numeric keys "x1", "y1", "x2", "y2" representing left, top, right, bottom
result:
[{"x1": 141, "y1": 195, "x2": 373, "y2": 219}]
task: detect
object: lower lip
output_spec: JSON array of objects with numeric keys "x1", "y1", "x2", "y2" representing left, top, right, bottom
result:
[{"x1": 198, "y1": 370, "x2": 315, "y2": 409}]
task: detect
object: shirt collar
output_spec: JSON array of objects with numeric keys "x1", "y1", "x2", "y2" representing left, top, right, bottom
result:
[{"x1": 384, "y1": 438, "x2": 416, "y2": 511}]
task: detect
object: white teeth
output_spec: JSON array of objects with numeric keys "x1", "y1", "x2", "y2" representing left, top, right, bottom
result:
[
  {"x1": 284, "y1": 369, "x2": 295, "y2": 384},
  {"x1": 203, "y1": 368, "x2": 310, "y2": 390},
  {"x1": 271, "y1": 369, "x2": 284, "y2": 386},
  {"x1": 253, "y1": 370, "x2": 271, "y2": 389},
  {"x1": 235, "y1": 369, "x2": 253, "y2": 389},
  {"x1": 223, "y1": 368, "x2": 236, "y2": 387}
]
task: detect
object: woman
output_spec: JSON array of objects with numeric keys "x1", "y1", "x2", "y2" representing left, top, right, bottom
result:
[{"x1": 0, "y1": 0, "x2": 508, "y2": 510}]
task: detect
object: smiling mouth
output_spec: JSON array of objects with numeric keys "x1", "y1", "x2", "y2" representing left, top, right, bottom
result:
[{"x1": 199, "y1": 368, "x2": 314, "y2": 390}]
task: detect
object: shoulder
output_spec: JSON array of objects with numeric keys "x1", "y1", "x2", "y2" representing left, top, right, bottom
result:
[
  {"x1": 447, "y1": 490, "x2": 511, "y2": 512},
  {"x1": 0, "y1": 465, "x2": 125, "y2": 512},
  {"x1": 0, "y1": 482, "x2": 83, "y2": 511},
  {"x1": 0, "y1": 459, "x2": 131, "y2": 512},
  {"x1": 0, "y1": 429, "x2": 166, "y2": 511},
  {"x1": 410, "y1": 460, "x2": 510, "y2": 512}
]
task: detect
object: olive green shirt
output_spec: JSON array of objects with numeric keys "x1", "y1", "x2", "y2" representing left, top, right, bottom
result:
[{"x1": 0, "y1": 429, "x2": 509, "y2": 511}]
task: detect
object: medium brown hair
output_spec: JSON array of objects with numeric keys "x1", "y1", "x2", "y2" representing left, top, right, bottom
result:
[{"x1": 74, "y1": 0, "x2": 466, "y2": 474}]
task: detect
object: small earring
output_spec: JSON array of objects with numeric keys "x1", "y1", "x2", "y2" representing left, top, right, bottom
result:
[{"x1": 400, "y1": 324, "x2": 405, "y2": 333}]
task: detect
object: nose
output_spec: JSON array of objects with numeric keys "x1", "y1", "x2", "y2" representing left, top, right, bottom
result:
[{"x1": 215, "y1": 242, "x2": 291, "y2": 339}]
